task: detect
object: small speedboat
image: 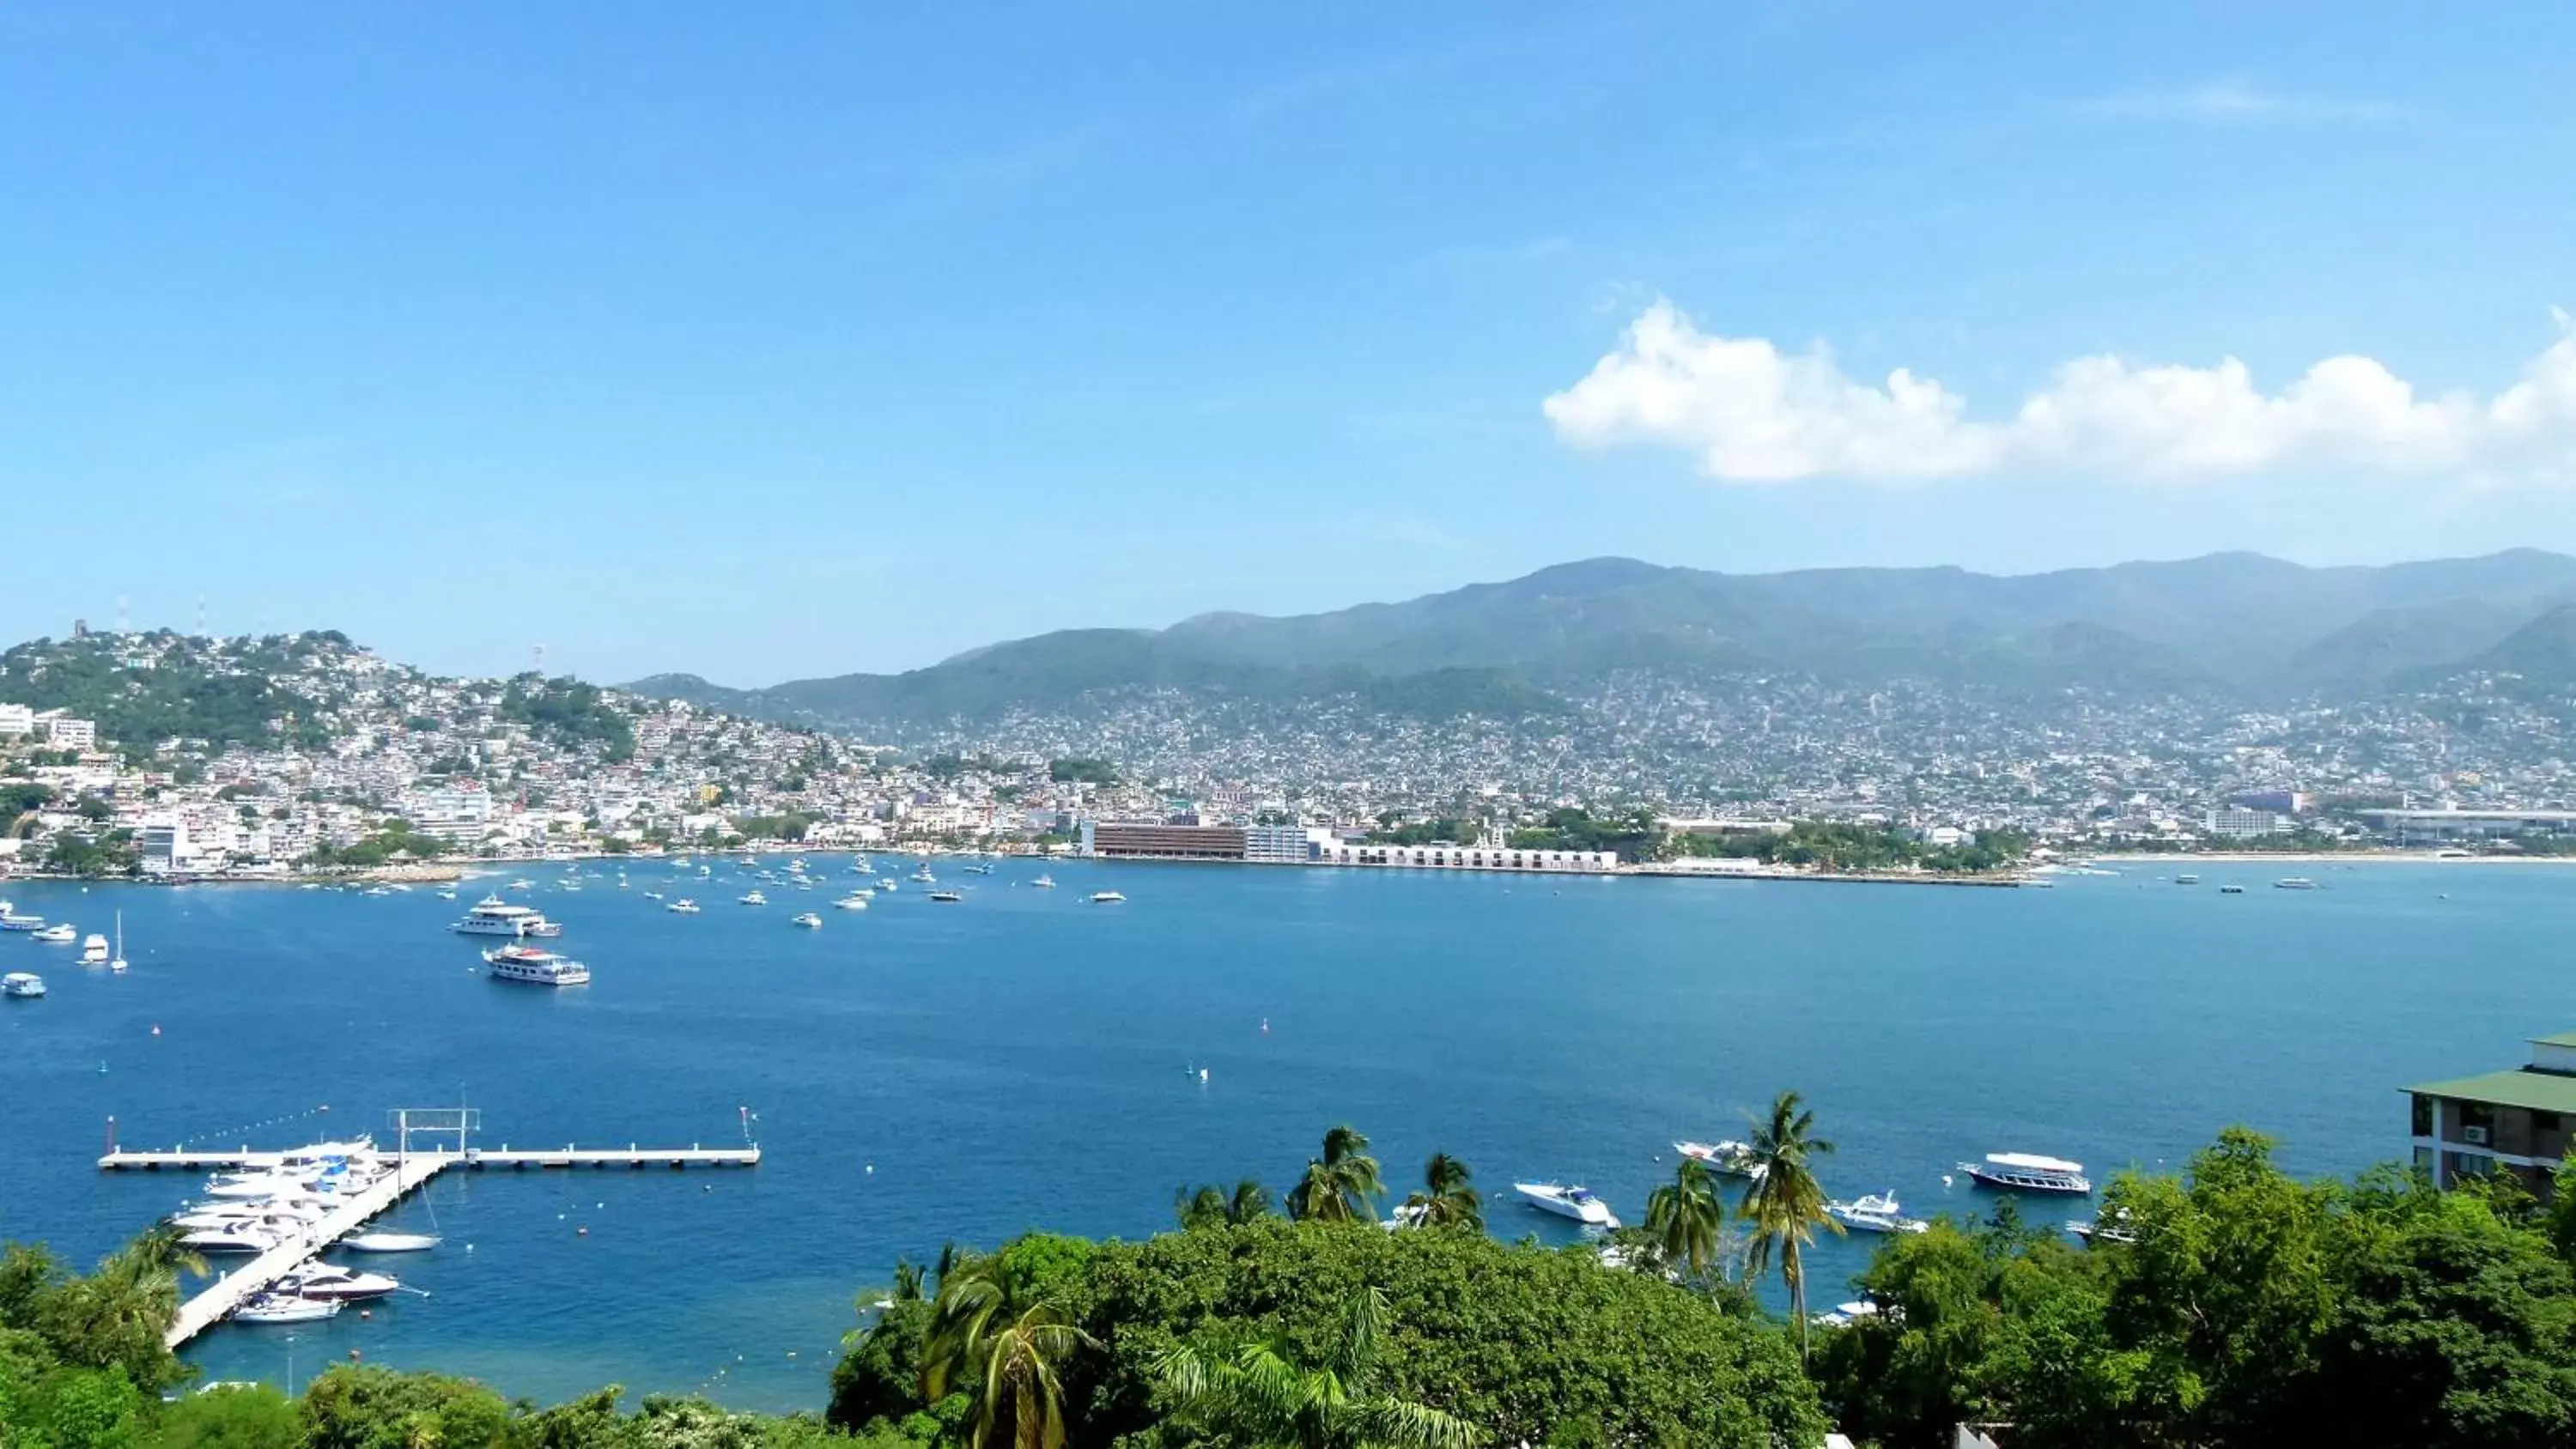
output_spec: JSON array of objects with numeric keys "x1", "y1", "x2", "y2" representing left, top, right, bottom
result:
[
  {"x1": 1031, "y1": 874, "x2": 1056, "y2": 888},
  {"x1": 1513, "y1": 1181, "x2": 1619, "y2": 1228},
  {"x1": 962, "y1": 863, "x2": 993, "y2": 876},
  {"x1": 181, "y1": 1224, "x2": 293, "y2": 1254},
  {"x1": 343, "y1": 1231, "x2": 440, "y2": 1253},
  {"x1": 232, "y1": 1292, "x2": 340, "y2": 1325},
  {"x1": 2218, "y1": 884, "x2": 2245, "y2": 894},
  {"x1": 740, "y1": 891, "x2": 767, "y2": 906},
  {"x1": 911, "y1": 867, "x2": 937, "y2": 883},
  {"x1": 834, "y1": 894, "x2": 871, "y2": 911},
  {"x1": 32, "y1": 924, "x2": 76, "y2": 944},
  {"x1": 2273, "y1": 876, "x2": 2320, "y2": 891},
  {"x1": 1959, "y1": 1153, "x2": 2092, "y2": 1194},
  {"x1": 1, "y1": 972, "x2": 44, "y2": 999},
  {"x1": 668, "y1": 898, "x2": 701, "y2": 914},
  {"x1": 791, "y1": 912, "x2": 823, "y2": 928},
  {"x1": 1674, "y1": 1140, "x2": 1765, "y2": 1179},
  {"x1": 927, "y1": 891, "x2": 962, "y2": 903},
  {"x1": 1826, "y1": 1191, "x2": 1928, "y2": 1234},
  {"x1": 877, "y1": 879, "x2": 897, "y2": 893},
  {"x1": 1090, "y1": 890, "x2": 1125, "y2": 904},
  {"x1": 2174, "y1": 874, "x2": 2200, "y2": 885}
]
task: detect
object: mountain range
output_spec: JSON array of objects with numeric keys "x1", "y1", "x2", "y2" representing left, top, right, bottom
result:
[{"x1": 629, "y1": 551, "x2": 2576, "y2": 729}]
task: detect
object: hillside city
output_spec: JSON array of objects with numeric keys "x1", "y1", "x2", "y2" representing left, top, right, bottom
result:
[{"x1": 0, "y1": 627, "x2": 2572, "y2": 879}]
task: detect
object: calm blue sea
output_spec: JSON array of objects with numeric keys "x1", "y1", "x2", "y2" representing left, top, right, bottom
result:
[{"x1": 0, "y1": 858, "x2": 2569, "y2": 1410}]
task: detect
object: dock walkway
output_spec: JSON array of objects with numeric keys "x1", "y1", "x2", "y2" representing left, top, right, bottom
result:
[{"x1": 122, "y1": 1144, "x2": 759, "y2": 1347}]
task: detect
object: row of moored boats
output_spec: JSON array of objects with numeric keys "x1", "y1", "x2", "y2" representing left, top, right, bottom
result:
[
  {"x1": 2, "y1": 902, "x2": 131, "y2": 999},
  {"x1": 1508, "y1": 1143, "x2": 2095, "y2": 1237},
  {"x1": 161, "y1": 1138, "x2": 440, "y2": 1326}
]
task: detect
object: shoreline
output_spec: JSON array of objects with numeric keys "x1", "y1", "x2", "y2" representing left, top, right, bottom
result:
[{"x1": 2081, "y1": 851, "x2": 2576, "y2": 866}]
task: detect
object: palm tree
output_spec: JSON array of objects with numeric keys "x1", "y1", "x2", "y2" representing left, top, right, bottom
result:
[
  {"x1": 1157, "y1": 1285, "x2": 1480, "y2": 1449},
  {"x1": 1178, "y1": 1179, "x2": 1279, "y2": 1229},
  {"x1": 1287, "y1": 1125, "x2": 1386, "y2": 1224},
  {"x1": 1399, "y1": 1153, "x2": 1482, "y2": 1231},
  {"x1": 920, "y1": 1256, "x2": 1097, "y2": 1449},
  {"x1": 1738, "y1": 1090, "x2": 1841, "y2": 1359},
  {"x1": 1643, "y1": 1156, "x2": 1724, "y2": 1277}
]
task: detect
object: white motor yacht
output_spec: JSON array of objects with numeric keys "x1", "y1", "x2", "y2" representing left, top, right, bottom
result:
[
  {"x1": 1826, "y1": 1191, "x2": 1929, "y2": 1234},
  {"x1": 80, "y1": 933, "x2": 110, "y2": 965},
  {"x1": 1090, "y1": 890, "x2": 1126, "y2": 904},
  {"x1": 1031, "y1": 874, "x2": 1056, "y2": 888},
  {"x1": 740, "y1": 891, "x2": 767, "y2": 906},
  {"x1": 1513, "y1": 1181, "x2": 1620, "y2": 1228},
  {"x1": 911, "y1": 866, "x2": 936, "y2": 883},
  {"x1": 32, "y1": 924, "x2": 76, "y2": 943},
  {"x1": 2, "y1": 972, "x2": 44, "y2": 999},
  {"x1": 791, "y1": 912, "x2": 823, "y2": 928},
  {"x1": 277, "y1": 1262, "x2": 402, "y2": 1301},
  {"x1": 452, "y1": 895, "x2": 558, "y2": 937},
  {"x1": 483, "y1": 943, "x2": 592, "y2": 986},
  {"x1": 1959, "y1": 1153, "x2": 2093, "y2": 1194},
  {"x1": 181, "y1": 1223, "x2": 295, "y2": 1253},
  {"x1": 1674, "y1": 1140, "x2": 1765, "y2": 1179},
  {"x1": 204, "y1": 1172, "x2": 320, "y2": 1201},
  {"x1": 834, "y1": 893, "x2": 871, "y2": 911},
  {"x1": 232, "y1": 1293, "x2": 339, "y2": 1325}
]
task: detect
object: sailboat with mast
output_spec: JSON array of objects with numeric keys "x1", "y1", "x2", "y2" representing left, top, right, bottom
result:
[{"x1": 109, "y1": 912, "x2": 126, "y2": 973}]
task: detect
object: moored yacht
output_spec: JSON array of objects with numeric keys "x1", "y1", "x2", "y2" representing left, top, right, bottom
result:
[
  {"x1": 343, "y1": 1230, "x2": 440, "y2": 1253},
  {"x1": 834, "y1": 892, "x2": 871, "y2": 910},
  {"x1": 0, "y1": 902, "x2": 41, "y2": 931},
  {"x1": 2273, "y1": 876, "x2": 2320, "y2": 890},
  {"x1": 452, "y1": 895, "x2": 557, "y2": 937},
  {"x1": 1090, "y1": 890, "x2": 1125, "y2": 904},
  {"x1": 276, "y1": 1262, "x2": 402, "y2": 1300},
  {"x1": 740, "y1": 890, "x2": 768, "y2": 906},
  {"x1": 80, "y1": 933, "x2": 110, "y2": 965},
  {"x1": 1513, "y1": 1181, "x2": 1620, "y2": 1228},
  {"x1": 1959, "y1": 1153, "x2": 2092, "y2": 1194},
  {"x1": 232, "y1": 1292, "x2": 339, "y2": 1325},
  {"x1": 791, "y1": 912, "x2": 823, "y2": 928},
  {"x1": 1031, "y1": 874, "x2": 1056, "y2": 889},
  {"x1": 1674, "y1": 1140, "x2": 1765, "y2": 1179},
  {"x1": 483, "y1": 943, "x2": 592, "y2": 986},
  {"x1": 911, "y1": 864, "x2": 936, "y2": 883},
  {"x1": 33, "y1": 924, "x2": 76, "y2": 943},
  {"x1": 2, "y1": 972, "x2": 43, "y2": 999},
  {"x1": 927, "y1": 890, "x2": 962, "y2": 903},
  {"x1": 667, "y1": 898, "x2": 701, "y2": 913},
  {"x1": 1826, "y1": 1191, "x2": 1928, "y2": 1234}
]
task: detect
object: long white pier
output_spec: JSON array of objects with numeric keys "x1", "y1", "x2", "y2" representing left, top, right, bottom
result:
[{"x1": 124, "y1": 1144, "x2": 760, "y2": 1347}]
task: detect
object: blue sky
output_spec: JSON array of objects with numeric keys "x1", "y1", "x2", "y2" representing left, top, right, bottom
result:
[{"x1": 4, "y1": 3, "x2": 2572, "y2": 683}]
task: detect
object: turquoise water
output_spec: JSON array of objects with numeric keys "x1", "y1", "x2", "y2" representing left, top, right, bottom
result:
[{"x1": 0, "y1": 858, "x2": 2569, "y2": 1409}]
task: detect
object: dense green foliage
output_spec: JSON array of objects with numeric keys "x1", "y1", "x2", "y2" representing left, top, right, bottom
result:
[
  {"x1": 1817, "y1": 1131, "x2": 2576, "y2": 1448},
  {"x1": 500, "y1": 676, "x2": 636, "y2": 763},
  {"x1": 302, "y1": 822, "x2": 450, "y2": 869},
  {"x1": 1505, "y1": 807, "x2": 1662, "y2": 860},
  {"x1": 829, "y1": 1221, "x2": 1826, "y2": 1449},
  {"x1": 1045, "y1": 759, "x2": 1120, "y2": 786},
  {"x1": 1674, "y1": 821, "x2": 2030, "y2": 873},
  {"x1": 46, "y1": 828, "x2": 138, "y2": 876}
]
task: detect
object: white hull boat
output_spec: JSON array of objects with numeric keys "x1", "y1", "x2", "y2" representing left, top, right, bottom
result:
[
  {"x1": 1960, "y1": 1153, "x2": 2093, "y2": 1195},
  {"x1": 277, "y1": 1262, "x2": 402, "y2": 1300},
  {"x1": 1674, "y1": 1140, "x2": 1765, "y2": 1179},
  {"x1": 1090, "y1": 891, "x2": 1125, "y2": 904},
  {"x1": 1512, "y1": 1181, "x2": 1620, "y2": 1228},
  {"x1": 1826, "y1": 1191, "x2": 1929, "y2": 1234},
  {"x1": 343, "y1": 1231, "x2": 440, "y2": 1253},
  {"x1": 232, "y1": 1293, "x2": 339, "y2": 1325}
]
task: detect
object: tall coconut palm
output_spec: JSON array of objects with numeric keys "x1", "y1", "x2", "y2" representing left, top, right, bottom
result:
[
  {"x1": 1738, "y1": 1090, "x2": 1840, "y2": 1359},
  {"x1": 1400, "y1": 1153, "x2": 1482, "y2": 1231},
  {"x1": 1286, "y1": 1125, "x2": 1385, "y2": 1224},
  {"x1": 1643, "y1": 1156, "x2": 1725, "y2": 1277},
  {"x1": 1156, "y1": 1284, "x2": 1480, "y2": 1449},
  {"x1": 920, "y1": 1258, "x2": 1097, "y2": 1449}
]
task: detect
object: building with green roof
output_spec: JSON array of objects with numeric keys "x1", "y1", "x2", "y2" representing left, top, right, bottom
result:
[{"x1": 2407, "y1": 1031, "x2": 2576, "y2": 1198}]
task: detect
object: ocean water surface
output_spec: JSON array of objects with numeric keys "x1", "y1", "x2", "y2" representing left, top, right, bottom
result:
[{"x1": 0, "y1": 857, "x2": 2568, "y2": 1409}]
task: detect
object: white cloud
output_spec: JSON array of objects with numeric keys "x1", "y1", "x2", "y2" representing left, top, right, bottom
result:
[
  {"x1": 2070, "y1": 77, "x2": 2395, "y2": 123},
  {"x1": 1543, "y1": 302, "x2": 2576, "y2": 486}
]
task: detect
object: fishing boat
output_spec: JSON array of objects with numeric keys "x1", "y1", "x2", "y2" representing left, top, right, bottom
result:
[
  {"x1": 667, "y1": 898, "x2": 701, "y2": 914},
  {"x1": 3, "y1": 972, "x2": 46, "y2": 999},
  {"x1": 740, "y1": 891, "x2": 768, "y2": 906},
  {"x1": 231, "y1": 1292, "x2": 339, "y2": 1325},
  {"x1": 1090, "y1": 890, "x2": 1126, "y2": 904},
  {"x1": 1512, "y1": 1181, "x2": 1620, "y2": 1228},
  {"x1": 342, "y1": 1231, "x2": 440, "y2": 1253},
  {"x1": 1959, "y1": 1153, "x2": 2093, "y2": 1194},
  {"x1": 1826, "y1": 1191, "x2": 1928, "y2": 1234},
  {"x1": 482, "y1": 943, "x2": 591, "y2": 986},
  {"x1": 1674, "y1": 1140, "x2": 1765, "y2": 1179},
  {"x1": 451, "y1": 895, "x2": 557, "y2": 937},
  {"x1": 1031, "y1": 874, "x2": 1056, "y2": 889},
  {"x1": 32, "y1": 924, "x2": 76, "y2": 943},
  {"x1": 927, "y1": 890, "x2": 963, "y2": 903},
  {"x1": 791, "y1": 912, "x2": 823, "y2": 928},
  {"x1": 80, "y1": 932, "x2": 110, "y2": 965},
  {"x1": 911, "y1": 865, "x2": 937, "y2": 883},
  {"x1": 834, "y1": 894, "x2": 871, "y2": 911}
]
